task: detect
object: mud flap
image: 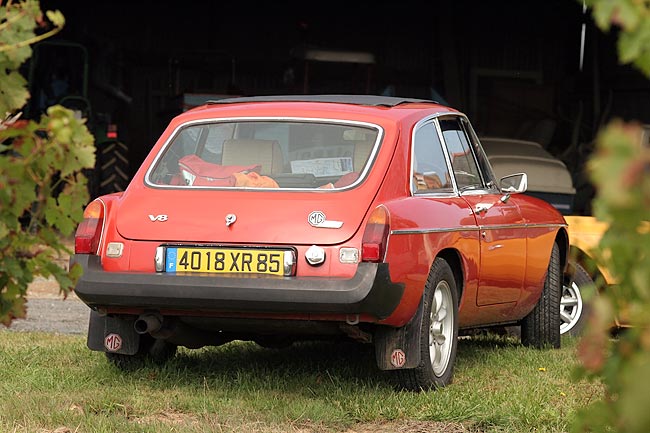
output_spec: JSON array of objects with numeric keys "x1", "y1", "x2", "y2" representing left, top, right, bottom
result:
[
  {"x1": 87, "y1": 310, "x2": 140, "y2": 355},
  {"x1": 374, "y1": 296, "x2": 424, "y2": 370}
]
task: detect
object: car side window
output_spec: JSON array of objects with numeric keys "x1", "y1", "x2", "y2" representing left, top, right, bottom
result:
[
  {"x1": 461, "y1": 118, "x2": 498, "y2": 189},
  {"x1": 412, "y1": 122, "x2": 453, "y2": 193},
  {"x1": 439, "y1": 117, "x2": 484, "y2": 191}
]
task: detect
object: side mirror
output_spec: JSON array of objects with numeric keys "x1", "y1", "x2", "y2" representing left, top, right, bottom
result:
[{"x1": 499, "y1": 173, "x2": 527, "y2": 194}]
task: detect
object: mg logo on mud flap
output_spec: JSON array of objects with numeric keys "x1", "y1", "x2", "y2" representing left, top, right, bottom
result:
[
  {"x1": 390, "y1": 349, "x2": 406, "y2": 368},
  {"x1": 104, "y1": 333, "x2": 123, "y2": 352}
]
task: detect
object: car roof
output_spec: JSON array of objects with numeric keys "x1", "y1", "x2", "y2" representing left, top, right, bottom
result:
[
  {"x1": 172, "y1": 94, "x2": 460, "y2": 129},
  {"x1": 207, "y1": 94, "x2": 439, "y2": 107}
]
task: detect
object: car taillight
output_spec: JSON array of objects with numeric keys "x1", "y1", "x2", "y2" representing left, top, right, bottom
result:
[
  {"x1": 361, "y1": 205, "x2": 390, "y2": 262},
  {"x1": 75, "y1": 200, "x2": 104, "y2": 254}
]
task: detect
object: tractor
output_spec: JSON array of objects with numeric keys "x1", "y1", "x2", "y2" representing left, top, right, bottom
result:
[{"x1": 24, "y1": 40, "x2": 130, "y2": 198}]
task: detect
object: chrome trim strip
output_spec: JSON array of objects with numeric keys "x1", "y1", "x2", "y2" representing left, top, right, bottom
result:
[
  {"x1": 313, "y1": 220, "x2": 344, "y2": 229},
  {"x1": 527, "y1": 223, "x2": 569, "y2": 229},
  {"x1": 96, "y1": 198, "x2": 107, "y2": 255},
  {"x1": 461, "y1": 189, "x2": 497, "y2": 196},
  {"x1": 410, "y1": 114, "x2": 459, "y2": 197},
  {"x1": 410, "y1": 191, "x2": 458, "y2": 199},
  {"x1": 433, "y1": 116, "x2": 460, "y2": 192},
  {"x1": 410, "y1": 112, "x2": 497, "y2": 197},
  {"x1": 391, "y1": 222, "x2": 566, "y2": 235},
  {"x1": 392, "y1": 226, "x2": 479, "y2": 235},
  {"x1": 477, "y1": 223, "x2": 527, "y2": 231}
]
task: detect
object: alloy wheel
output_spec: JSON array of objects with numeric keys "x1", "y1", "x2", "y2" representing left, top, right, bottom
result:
[
  {"x1": 560, "y1": 281, "x2": 583, "y2": 335},
  {"x1": 429, "y1": 280, "x2": 454, "y2": 376}
]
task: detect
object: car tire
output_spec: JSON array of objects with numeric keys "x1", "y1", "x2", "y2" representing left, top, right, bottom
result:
[
  {"x1": 560, "y1": 262, "x2": 593, "y2": 336},
  {"x1": 394, "y1": 257, "x2": 459, "y2": 391},
  {"x1": 521, "y1": 242, "x2": 561, "y2": 349},
  {"x1": 106, "y1": 335, "x2": 176, "y2": 371}
]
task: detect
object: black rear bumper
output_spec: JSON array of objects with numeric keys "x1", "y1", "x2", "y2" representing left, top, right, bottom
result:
[{"x1": 71, "y1": 255, "x2": 404, "y2": 320}]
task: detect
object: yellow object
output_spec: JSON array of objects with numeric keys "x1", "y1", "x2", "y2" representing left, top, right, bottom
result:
[{"x1": 565, "y1": 215, "x2": 615, "y2": 284}]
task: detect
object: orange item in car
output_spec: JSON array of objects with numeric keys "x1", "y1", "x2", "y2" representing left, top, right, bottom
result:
[{"x1": 233, "y1": 171, "x2": 279, "y2": 188}]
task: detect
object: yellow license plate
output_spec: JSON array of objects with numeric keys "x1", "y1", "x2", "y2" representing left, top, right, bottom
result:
[{"x1": 165, "y1": 247, "x2": 290, "y2": 276}]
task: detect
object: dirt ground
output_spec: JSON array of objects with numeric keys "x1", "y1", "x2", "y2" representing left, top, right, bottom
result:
[
  {"x1": 23, "y1": 239, "x2": 76, "y2": 300},
  {"x1": 7, "y1": 245, "x2": 89, "y2": 334},
  {"x1": 8, "y1": 276, "x2": 89, "y2": 334},
  {"x1": 26, "y1": 275, "x2": 79, "y2": 299}
]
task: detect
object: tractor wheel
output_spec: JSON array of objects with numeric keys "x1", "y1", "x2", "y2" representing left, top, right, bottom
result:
[{"x1": 97, "y1": 140, "x2": 130, "y2": 195}]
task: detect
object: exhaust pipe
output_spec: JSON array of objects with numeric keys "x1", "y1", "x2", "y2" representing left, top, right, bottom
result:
[{"x1": 134, "y1": 313, "x2": 163, "y2": 335}]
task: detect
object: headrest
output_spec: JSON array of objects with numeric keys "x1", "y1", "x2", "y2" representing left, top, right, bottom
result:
[{"x1": 221, "y1": 139, "x2": 284, "y2": 174}]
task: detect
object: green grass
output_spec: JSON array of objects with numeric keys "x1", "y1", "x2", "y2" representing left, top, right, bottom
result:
[{"x1": 0, "y1": 331, "x2": 601, "y2": 433}]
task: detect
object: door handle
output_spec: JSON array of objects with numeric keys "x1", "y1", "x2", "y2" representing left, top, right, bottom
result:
[{"x1": 475, "y1": 203, "x2": 493, "y2": 214}]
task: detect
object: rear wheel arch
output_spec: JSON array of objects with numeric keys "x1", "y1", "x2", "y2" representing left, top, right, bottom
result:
[
  {"x1": 436, "y1": 248, "x2": 464, "y2": 301},
  {"x1": 555, "y1": 228, "x2": 570, "y2": 273},
  {"x1": 374, "y1": 249, "x2": 463, "y2": 379},
  {"x1": 390, "y1": 255, "x2": 460, "y2": 390}
]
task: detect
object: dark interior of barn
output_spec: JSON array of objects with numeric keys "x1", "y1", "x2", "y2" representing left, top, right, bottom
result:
[{"x1": 34, "y1": 0, "x2": 650, "y2": 214}]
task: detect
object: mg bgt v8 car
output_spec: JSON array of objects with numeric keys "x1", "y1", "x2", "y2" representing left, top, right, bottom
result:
[{"x1": 71, "y1": 95, "x2": 568, "y2": 390}]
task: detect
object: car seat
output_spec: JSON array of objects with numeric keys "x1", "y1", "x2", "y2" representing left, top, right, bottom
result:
[{"x1": 221, "y1": 139, "x2": 285, "y2": 175}]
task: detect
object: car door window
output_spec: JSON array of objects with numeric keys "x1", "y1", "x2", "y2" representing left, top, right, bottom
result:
[
  {"x1": 412, "y1": 121, "x2": 453, "y2": 193},
  {"x1": 439, "y1": 117, "x2": 484, "y2": 191},
  {"x1": 461, "y1": 118, "x2": 498, "y2": 190}
]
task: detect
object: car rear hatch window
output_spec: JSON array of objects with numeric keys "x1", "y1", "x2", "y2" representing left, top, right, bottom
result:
[{"x1": 146, "y1": 120, "x2": 381, "y2": 190}]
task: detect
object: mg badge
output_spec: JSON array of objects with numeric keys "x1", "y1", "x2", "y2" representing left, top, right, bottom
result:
[
  {"x1": 390, "y1": 349, "x2": 406, "y2": 368},
  {"x1": 308, "y1": 211, "x2": 343, "y2": 229},
  {"x1": 104, "y1": 333, "x2": 123, "y2": 352},
  {"x1": 308, "y1": 211, "x2": 326, "y2": 227},
  {"x1": 225, "y1": 213, "x2": 237, "y2": 227}
]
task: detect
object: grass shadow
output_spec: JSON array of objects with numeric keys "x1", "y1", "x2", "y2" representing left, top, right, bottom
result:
[
  {"x1": 96, "y1": 329, "x2": 547, "y2": 395},
  {"x1": 107, "y1": 338, "x2": 393, "y2": 394}
]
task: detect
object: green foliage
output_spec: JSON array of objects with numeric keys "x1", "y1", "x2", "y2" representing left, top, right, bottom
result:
[
  {"x1": 0, "y1": 1, "x2": 64, "y2": 115},
  {"x1": 0, "y1": 1, "x2": 93, "y2": 326},
  {"x1": 573, "y1": 121, "x2": 650, "y2": 432},
  {"x1": 573, "y1": 3, "x2": 650, "y2": 431},
  {"x1": 585, "y1": 0, "x2": 650, "y2": 75}
]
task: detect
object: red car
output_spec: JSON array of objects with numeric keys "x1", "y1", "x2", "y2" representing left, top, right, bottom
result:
[{"x1": 72, "y1": 95, "x2": 568, "y2": 390}]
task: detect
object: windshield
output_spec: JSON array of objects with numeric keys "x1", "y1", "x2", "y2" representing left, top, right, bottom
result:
[{"x1": 146, "y1": 120, "x2": 381, "y2": 190}]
